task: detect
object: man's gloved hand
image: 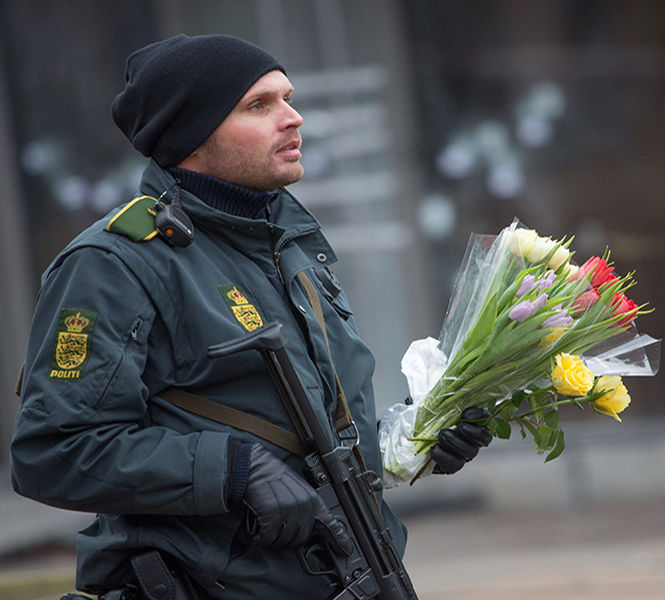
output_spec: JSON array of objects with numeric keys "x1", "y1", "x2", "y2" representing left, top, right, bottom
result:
[
  {"x1": 242, "y1": 443, "x2": 352, "y2": 555},
  {"x1": 431, "y1": 408, "x2": 492, "y2": 474}
]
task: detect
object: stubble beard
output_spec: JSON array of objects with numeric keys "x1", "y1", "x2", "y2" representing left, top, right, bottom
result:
[{"x1": 199, "y1": 136, "x2": 303, "y2": 191}]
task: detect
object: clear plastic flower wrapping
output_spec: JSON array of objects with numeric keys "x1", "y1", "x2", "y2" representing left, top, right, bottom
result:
[{"x1": 379, "y1": 220, "x2": 661, "y2": 487}]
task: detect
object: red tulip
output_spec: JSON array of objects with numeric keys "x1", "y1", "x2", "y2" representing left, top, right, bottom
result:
[
  {"x1": 610, "y1": 293, "x2": 638, "y2": 327},
  {"x1": 575, "y1": 257, "x2": 617, "y2": 289},
  {"x1": 571, "y1": 289, "x2": 600, "y2": 316}
]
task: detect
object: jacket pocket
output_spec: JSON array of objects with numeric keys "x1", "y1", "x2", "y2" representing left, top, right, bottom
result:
[
  {"x1": 92, "y1": 316, "x2": 146, "y2": 409},
  {"x1": 312, "y1": 267, "x2": 353, "y2": 320}
]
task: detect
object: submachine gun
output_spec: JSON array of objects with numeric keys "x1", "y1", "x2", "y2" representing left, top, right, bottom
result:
[{"x1": 208, "y1": 322, "x2": 419, "y2": 600}]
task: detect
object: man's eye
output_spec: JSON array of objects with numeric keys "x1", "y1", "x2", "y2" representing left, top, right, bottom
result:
[{"x1": 250, "y1": 103, "x2": 264, "y2": 111}]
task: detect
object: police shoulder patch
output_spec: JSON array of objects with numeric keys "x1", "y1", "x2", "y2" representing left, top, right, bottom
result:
[
  {"x1": 106, "y1": 196, "x2": 160, "y2": 242},
  {"x1": 49, "y1": 309, "x2": 97, "y2": 381},
  {"x1": 218, "y1": 284, "x2": 264, "y2": 332}
]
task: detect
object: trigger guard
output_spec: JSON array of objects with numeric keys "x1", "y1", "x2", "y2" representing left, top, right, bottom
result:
[{"x1": 298, "y1": 542, "x2": 336, "y2": 577}]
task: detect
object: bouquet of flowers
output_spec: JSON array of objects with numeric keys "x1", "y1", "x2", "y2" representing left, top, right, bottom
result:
[{"x1": 379, "y1": 219, "x2": 660, "y2": 486}]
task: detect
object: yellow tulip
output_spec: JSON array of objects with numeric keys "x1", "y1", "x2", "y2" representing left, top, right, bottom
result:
[
  {"x1": 539, "y1": 327, "x2": 568, "y2": 347},
  {"x1": 507, "y1": 229, "x2": 538, "y2": 260},
  {"x1": 592, "y1": 375, "x2": 631, "y2": 421},
  {"x1": 551, "y1": 353, "x2": 594, "y2": 396},
  {"x1": 548, "y1": 245, "x2": 571, "y2": 270}
]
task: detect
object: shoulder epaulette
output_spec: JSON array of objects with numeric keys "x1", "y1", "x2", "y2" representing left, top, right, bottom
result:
[{"x1": 105, "y1": 196, "x2": 160, "y2": 242}]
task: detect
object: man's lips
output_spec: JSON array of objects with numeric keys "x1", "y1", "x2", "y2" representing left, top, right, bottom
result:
[{"x1": 276, "y1": 138, "x2": 302, "y2": 158}]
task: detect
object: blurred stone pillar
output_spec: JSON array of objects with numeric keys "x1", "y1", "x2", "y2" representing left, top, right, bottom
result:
[{"x1": 0, "y1": 41, "x2": 33, "y2": 470}]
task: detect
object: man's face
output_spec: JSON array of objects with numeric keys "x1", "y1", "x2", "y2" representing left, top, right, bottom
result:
[{"x1": 182, "y1": 70, "x2": 304, "y2": 190}]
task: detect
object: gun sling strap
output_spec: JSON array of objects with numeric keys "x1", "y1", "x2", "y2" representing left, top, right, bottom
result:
[{"x1": 160, "y1": 271, "x2": 356, "y2": 457}]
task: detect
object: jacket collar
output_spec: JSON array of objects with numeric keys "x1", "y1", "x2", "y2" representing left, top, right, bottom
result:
[{"x1": 139, "y1": 160, "x2": 335, "y2": 262}]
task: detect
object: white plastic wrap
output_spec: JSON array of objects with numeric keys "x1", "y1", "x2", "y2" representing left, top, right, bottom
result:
[{"x1": 378, "y1": 338, "x2": 447, "y2": 487}]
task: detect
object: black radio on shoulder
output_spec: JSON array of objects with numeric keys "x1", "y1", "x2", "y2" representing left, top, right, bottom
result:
[{"x1": 153, "y1": 182, "x2": 194, "y2": 247}]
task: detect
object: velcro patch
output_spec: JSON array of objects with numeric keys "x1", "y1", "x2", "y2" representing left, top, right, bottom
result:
[
  {"x1": 218, "y1": 285, "x2": 264, "y2": 332},
  {"x1": 49, "y1": 309, "x2": 97, "y2": 381}
]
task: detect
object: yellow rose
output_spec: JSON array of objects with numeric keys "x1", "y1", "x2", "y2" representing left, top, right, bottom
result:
[
  {"x1": 551, "y1": 353, "x2": 594, "y2": 396},
  {"x1": 593, "y1": 375, "x2": 631, "y2": 421},
  {"x1": 539, "y1": 327, "x2": 568, "y2": 347}
]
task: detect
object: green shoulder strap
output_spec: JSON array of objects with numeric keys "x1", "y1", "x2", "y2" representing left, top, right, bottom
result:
[
  {"x1": 159, "y1": 388, "x2": 307, "y2": 457},
  {"x1": 296, "y1": 271, "x2": 355, "y2": 432},
  {"x1": 106, "y1": 196, "x2": 160, "y2": 242}
]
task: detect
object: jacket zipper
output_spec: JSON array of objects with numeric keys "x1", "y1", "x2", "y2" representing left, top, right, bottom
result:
[{"x1": 272, "y1": 227, "x2": 319, "y2": 285}]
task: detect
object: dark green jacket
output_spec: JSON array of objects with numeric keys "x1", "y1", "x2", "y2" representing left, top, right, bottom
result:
[{"x1": 11, "y1": 160, "x2": 406, "y2": 598}]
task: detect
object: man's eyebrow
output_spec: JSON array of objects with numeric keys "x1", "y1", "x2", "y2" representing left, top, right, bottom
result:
[{"x1": 243, "y1": 86, "x2": 294, "y2": 104}]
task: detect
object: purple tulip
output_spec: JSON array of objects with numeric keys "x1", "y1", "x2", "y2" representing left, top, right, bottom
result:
[
  {"x1": 542, "y1": 305, "x2": 573, "y2": 328},
  {"x1": 516, "y1": 275, "x2": 536, "y2": 297},
  {"x1": 535, "y1": 269, "x2": 556, "y2": 292},
  {"x1": 532, "y1": 293, "x2": 548, "y2": 310},
  {"x1": 509, "y1": 300, "x2": 535, "y2": 322}
]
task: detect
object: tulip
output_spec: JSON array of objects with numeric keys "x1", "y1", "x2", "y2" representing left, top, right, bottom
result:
[
  {"x1": 509, "y1": 300, "x2": 535, "y2": 322},
  {"x1": 574, "y1": 257, "x2": 617, "y2": 289},
  {"x1": 532, "y1": 293, "x2": 548, "y2": 310},
  {"x1": 507, "y1": 229, "x2": 538, "y2": 260},
  {"x1": 571, "y1": 289, "x2": 600, "y2": 316},
  {"x1": 610, "y1": 293, "x2": 638, "y2": 327},
  {"x1": 542, "y1": 304, "x2": 573, "y2": 328},
  {"x1": 543, "y1": 313, "x2": 573, "y2": 328},
  {"x1": 516, "y1": 275, "x2": 536, "y2": 297},
  {"x1": 539, "y1": 326, "x2": 568, "y2": 347},
  {"x1": 526, "y1": 236, "x2": 557, "y2": 264},
  {"x1": 548, "y1": 245, "x2": 570, "y2": 270},
  {"x1": 535, "y1": 270, "x2": 556, "y2": 292},
  {"x1": 564, "y1": 263, "x2": 580, "y2": 279}
]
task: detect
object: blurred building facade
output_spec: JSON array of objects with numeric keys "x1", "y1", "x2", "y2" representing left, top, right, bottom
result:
[{"x1": 0, "y1": 0, "x2": 663, "y2": 473}]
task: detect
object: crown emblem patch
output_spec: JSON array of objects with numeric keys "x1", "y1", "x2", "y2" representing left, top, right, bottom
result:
[
  {"x1": 49, "y1": 309, "x2": 97, "y2": 380},
  {"x1": 218, "y1": 284, "x2": 264, "y2": 332}
]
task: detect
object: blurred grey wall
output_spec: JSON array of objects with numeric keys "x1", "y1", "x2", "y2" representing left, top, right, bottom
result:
[{"x1": 1, "y1": 0, "x2": 664, "y2": 472}]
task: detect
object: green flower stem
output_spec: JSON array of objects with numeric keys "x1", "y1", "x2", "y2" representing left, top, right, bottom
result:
[{"x1": 506, "y1": 395, "x2": 581, "y2": 421}]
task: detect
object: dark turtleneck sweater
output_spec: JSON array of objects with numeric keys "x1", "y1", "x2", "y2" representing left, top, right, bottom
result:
[{"x1": 168, "y1": 167, "x2": 278, "y2": 220}]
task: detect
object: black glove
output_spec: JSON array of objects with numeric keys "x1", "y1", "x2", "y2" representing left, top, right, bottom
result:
[
  {"x1": 242, "y1": 444, "x2": 352, "y2": 555},
  {"x1": 431, "y1": 408, "x2": 492, "y2": 474}
]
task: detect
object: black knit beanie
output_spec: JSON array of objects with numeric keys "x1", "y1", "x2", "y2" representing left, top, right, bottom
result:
[{"x1": 111, "y1": 34, "x2": 285, "y2": 167}]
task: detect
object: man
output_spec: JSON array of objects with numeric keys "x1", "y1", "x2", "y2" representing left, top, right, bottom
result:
[{"x1": 11, "y1": 34, "x2": 490, "y2": 599}]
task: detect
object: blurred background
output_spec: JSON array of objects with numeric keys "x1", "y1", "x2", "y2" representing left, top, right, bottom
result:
[{"x1": 0, "y1": 1, "x2": 663, "y2": 598}]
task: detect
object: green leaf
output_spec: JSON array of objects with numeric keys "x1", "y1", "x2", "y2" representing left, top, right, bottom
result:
[
  {"x1": 462, "y1": 292, "x2": 498, "y2": 352},
  {"x1": 490, "y1": 418, "x2": 512, "y2": 439},
  {"x1": 499, "y1": 403, "x2": 519, "y2": 420},
  {"x1": 533, "y1": 425, "x2": 555, "y2": 453},
  {"x1": 522, "y1": 420, "x2": 539, "y2": 439},
  {"x1": 511, "y1": 389, "x2": 525, "y2": 408},
  {"x1": 545, "y1": 429, "x2": 566, "y2": 462},
  {"x1": 544, "y1": 410, "x2": 559, "y2": 429}
]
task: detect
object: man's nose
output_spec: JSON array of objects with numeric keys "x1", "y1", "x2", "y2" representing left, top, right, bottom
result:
[{"x1": 280, "y1": 102, "x2": 304, "y2": 129}]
